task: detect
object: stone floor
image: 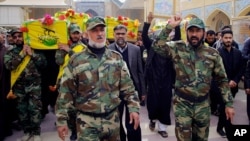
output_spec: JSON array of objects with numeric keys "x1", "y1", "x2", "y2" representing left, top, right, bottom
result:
[{"x1": 4, "y1": 89, "x2": 249, "y2": 141}]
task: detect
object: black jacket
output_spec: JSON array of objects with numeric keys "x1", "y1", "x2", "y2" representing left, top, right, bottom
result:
[{"x1": 217, "y1": 46, "x2": 244, "y2": 94}]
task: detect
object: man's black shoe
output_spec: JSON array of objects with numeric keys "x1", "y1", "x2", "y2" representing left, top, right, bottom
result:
[
  {"x1": 149, "y1": 120, "x2": 155, "y2": 131},
  {"x1": 217, "y1": 129, "x2": 226, "y2": 138},
  {"x1": 158, "y1": 131, "x2": 168, "y2": 138}
]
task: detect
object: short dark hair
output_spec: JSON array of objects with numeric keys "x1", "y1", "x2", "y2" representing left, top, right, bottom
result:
[
  {"x1": 215, "y1": 31, "x2": 221, "y2": 36},
  {"x1": 206, "y1": 30, "x2": 215, "y2": 36},
  {"x1": 113, "y1": 25, "x2": 127, "y2": 32},
  {"x1": 221, "y1": 25, "x2": 231, "y2": 31},
  {"x1": 221, "y1": 30, "x2": 233, "y2": 37}
]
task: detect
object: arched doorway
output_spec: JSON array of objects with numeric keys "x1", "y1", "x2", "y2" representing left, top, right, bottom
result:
[
  {"x1": 206, "y1": 9, "x2": 230, "y2": 32},
  {"x1": 238, "y1": 6, "x2": 250, "y2": 16}
]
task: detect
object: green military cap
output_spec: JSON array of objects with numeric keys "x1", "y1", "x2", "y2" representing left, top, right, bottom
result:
[
  {"x1": 69, "y1": 23, "x2": 81, "y2": 34},
  {"x1": 186, "y1": 18, "x2": 205, "y2": 29},
  {"x1": 11, "y1": 28, "x2": 22, "y2": 36},
  {"x1": 86, "y1": 16, "x2": 106, "y2": 30}
]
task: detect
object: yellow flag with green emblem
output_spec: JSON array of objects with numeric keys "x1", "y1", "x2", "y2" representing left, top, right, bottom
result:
[{"x1": 22, "y1": 20, "x2": 68, "y2": 50}]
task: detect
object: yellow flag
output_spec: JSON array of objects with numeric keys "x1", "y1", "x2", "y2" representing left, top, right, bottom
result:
[{"x1": 23, "y1": 20, "x2": 68, "y2": 50}]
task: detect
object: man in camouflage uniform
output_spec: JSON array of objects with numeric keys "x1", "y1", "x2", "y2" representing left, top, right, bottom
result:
[
  {"x1": 55, "y1": 16, "x2": 140, "y2": 141},
  {"x1": 55, "y1": 23, "x2": 86, "y2": 141},
  {"x1": 151, "y1": 16, "x2": 235, "y2": 141},
  {"x1": 4, "y1": 29, "x2": 47, "y2": 141}
]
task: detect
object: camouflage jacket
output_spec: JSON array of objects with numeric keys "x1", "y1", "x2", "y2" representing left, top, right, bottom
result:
[
  {"x1": 55, "y1": 41, "x2": 85, "y2": 65},
  {"x1": 4, "y1": 45, "x2": 47, "y2": 85},
  {"x1": 55, "y1": 47, "x2": 140, "y2": 126},
  {"x1": 152, "y1": 24, "x2": 233, "y2": 107}
]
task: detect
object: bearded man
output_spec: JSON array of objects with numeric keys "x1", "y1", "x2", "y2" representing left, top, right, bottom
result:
[
  {"x1": 108, "y1": 24, "x2": 146, "y2": 141},
  {"x1": 151, "y1": 16, "x2": 235, "y2": 141}
]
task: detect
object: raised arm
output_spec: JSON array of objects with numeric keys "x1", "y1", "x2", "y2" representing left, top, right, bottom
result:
[
  {"x1": 142, "y1": 12, "x2": 154, "y2": 50},
  {"x1": 151, "y1": 15, "x2": 182, "y2": 57}
]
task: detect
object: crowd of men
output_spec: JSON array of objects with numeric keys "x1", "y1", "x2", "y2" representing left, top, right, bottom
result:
[{"x1": 0, "y1": 13, "x2": 250, "y2": 141}]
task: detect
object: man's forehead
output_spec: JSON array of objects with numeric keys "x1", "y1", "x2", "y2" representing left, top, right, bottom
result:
[
  {"x1": 114, "y1": 29, "x2": 126, "y2": 32},
  {"x1": 207, "y1": 34, "x2": 215, "y2": 37}
]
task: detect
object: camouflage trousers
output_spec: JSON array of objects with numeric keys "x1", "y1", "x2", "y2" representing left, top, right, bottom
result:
[
  {"x1": 76, "y1": 110, "x2": 120, "y2": 141},
  {"x1": 14, "y1": 83, "x2": 42, "y2": 135},
  {"x1": 173, "y1": 95, "x2": 210, "y2": 141}
]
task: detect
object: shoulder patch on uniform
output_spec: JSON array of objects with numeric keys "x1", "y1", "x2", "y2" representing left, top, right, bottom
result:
[
  {"x1": 70, "y1": 51, "x2": 83, "y2": 61},
  {"x1": 110, "y1": 49, "x2": 123, "y2": 58}
]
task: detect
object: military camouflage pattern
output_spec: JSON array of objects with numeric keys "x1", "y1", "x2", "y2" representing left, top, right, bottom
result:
[
  {"x1": 173, "y1": 95, "x2": 210, "y2": 141},
  {"x1": 152, "y1": 24, "x2": 233, "y2": 141},
  {"x1": 152, "y1": 24, "x2": 233, "y2": 107},
  {"x1": 186, "y1": 18, "x2": 205, "y2": 29},
  {"x1": 86, "y1": 16, "x2": 106, "y2": 30},
  {"x1": 55, "y1": 47, "x2": 140, "y2": 130},
  {"x1": 55, "y1": 41, "x2": 85, "y2": 66},
  {"x1": 4, "y1": 45, "x2": 47, "y2": 135},
  {"x1": 69, "y1": 23, "x2": 81, "y2": 34},
  {"x1": 76, "y1": 110, "x2": 120, "y2": 141},
  {"x1": 55, "y1": 41, "x2": 85, "y2": 133}
]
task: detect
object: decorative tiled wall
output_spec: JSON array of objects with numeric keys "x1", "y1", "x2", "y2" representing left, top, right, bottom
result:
[
  {"x1": 205, "y1": 2, "x2": 231, "y2": 19},
  {"x1": 181, "y1": 7, "x2": 202, "y2": 19},
  {"x1": 235, "y1": 0, "x2": 250, "y2": 16}
]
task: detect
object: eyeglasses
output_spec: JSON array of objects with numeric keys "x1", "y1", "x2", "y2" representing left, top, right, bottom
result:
[
  {"x1": 13, "y1": 35, "x2": 22, "y2": 39},
  {"x1": 115, "y1": 32, "x2": 126, "y2": 36}
]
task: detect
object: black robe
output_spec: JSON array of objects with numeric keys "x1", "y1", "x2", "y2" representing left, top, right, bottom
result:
[
  {"x1": 0, "y1": 44, "x2": 13, "y2": 140},
  {"x1": 142, "y1": 23, "x2": 180, "y2": 125}
]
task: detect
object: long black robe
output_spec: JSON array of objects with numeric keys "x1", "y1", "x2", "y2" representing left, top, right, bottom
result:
[
  {"x1": 0, "y1": 44, "x2": 13, "y2": 140},
  {"x1": 142, "y1": 23, "x2": 180, "y2": 125}
]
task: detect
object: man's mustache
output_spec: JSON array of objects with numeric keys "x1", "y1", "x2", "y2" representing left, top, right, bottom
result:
[
  {"x1": 97, "y1": 36, "x2": 103, "y2": 39},
  {"x1": 191, "y1": 36, "x2": 198, "y2": 40}
]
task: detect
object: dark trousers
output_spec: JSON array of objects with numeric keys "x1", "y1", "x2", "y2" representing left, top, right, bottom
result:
[
  {"x1": 217, "y1": 102, "x2": 235, "y2": 141},
  {"x1": 217, "y1": 91, "x2": 236, "y2": 141},
  {"x1": 247, "y1": 94, "x2": 250, "y2": 124},
  {"x1": 118, "y1": 100, "x2": 142, "y2": 141},
  {"x1": 209, "y1": 81, "x2": 220, "y2": 112}
]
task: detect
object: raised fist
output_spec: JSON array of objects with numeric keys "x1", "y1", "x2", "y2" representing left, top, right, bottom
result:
[
  {"x1": 147, "y1": 12, "x2": 154, "y2": 23},
  {"x1": 168, "y1": 15, "x2": 182, "y2": 28}
]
